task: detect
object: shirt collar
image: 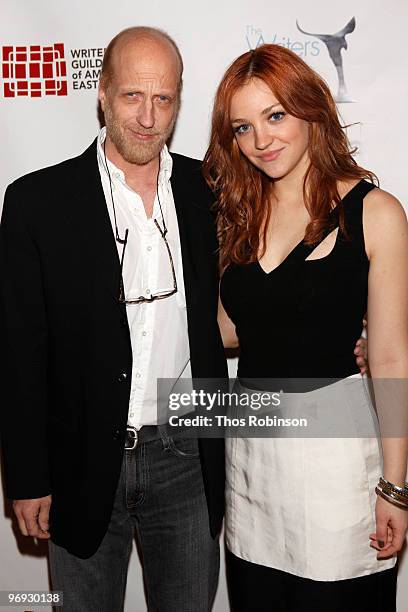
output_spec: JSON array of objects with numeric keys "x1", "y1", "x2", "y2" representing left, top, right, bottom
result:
[{"x1": 96, "y1": 126, "x2": 173, "y2": 185}]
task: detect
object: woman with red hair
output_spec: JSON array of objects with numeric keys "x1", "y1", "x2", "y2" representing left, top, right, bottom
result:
[{"x1": 204, "y1": 45, "x2": 408, "y2": 611}]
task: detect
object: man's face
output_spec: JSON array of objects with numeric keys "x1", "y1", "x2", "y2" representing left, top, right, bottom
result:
[{"x1": 99, "y1": 37, "x2": 181, "y2": 165}]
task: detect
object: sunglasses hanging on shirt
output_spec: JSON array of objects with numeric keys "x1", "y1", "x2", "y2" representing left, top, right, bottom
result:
[{"x1": 102, "y1": 138, "x2": 178, "y2": 304}]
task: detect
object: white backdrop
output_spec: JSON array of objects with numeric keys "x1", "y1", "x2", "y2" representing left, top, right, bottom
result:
[{"x1": 1, "y1": 0, "x2": 407, "y2": 610}]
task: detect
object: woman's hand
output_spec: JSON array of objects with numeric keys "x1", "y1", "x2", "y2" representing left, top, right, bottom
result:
[{"x1": 369, "y1": 495, "x2": 408, "y2": 558}]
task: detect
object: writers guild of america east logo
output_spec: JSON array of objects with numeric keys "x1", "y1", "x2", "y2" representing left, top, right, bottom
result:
[
  {"x1": 296, "y1": 17, "x2": 356, "y2": 103},
  {"x1": 1, "y1": 43, "x2": 67, "y2": 97}
]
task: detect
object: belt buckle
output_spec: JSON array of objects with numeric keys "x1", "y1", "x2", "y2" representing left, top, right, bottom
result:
[{"x1": 125, "y1": 426, "x2": 138, "y2": 450}]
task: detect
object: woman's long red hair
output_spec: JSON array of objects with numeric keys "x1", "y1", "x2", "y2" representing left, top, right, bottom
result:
[{"x1": 203, "y1": 44, "x2": 377, "y2": 270}]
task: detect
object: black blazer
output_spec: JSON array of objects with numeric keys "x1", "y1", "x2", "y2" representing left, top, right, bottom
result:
[{"x1": 0, "y1": 140, "x2": 228, "y2": 558}]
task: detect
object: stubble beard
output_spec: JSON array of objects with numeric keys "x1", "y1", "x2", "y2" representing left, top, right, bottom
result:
[{"x1": 104, "y1": 102, "x2": 176, "y2": 166}]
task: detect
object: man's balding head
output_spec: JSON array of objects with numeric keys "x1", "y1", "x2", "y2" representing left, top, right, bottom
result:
[{"x1": 100, "y1": 26, "x2": 183, "y2": 93}]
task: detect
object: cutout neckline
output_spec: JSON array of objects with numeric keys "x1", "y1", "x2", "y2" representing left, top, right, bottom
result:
[{"x1": 256, "y1": 179, "x2": 364, "y2": 276}]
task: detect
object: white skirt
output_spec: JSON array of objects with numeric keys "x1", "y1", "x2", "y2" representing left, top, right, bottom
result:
[{"x1": 225, "y1": 374, "x2": 397, "y2": 581}]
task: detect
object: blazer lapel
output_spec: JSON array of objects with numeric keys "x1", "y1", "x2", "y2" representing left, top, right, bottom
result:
[
  {"x1": 73, "y1": 139, "x2": 123, "y2": 307},
  {"x1": 170, "y1": 156, "x2": 198, "y2": 309}
]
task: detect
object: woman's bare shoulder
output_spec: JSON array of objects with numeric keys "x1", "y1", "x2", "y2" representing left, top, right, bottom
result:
[
  {"x1": 364, "y1": 186, "x2": 406, "y2": 224},
  {"x1": 363, "y1": 186, "x2": 408, "y2": 258}
]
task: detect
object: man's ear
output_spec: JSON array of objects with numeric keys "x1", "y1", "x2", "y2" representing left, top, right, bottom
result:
[{"x1": 98, "y1": 84, "x2": 106, "y2": 113}]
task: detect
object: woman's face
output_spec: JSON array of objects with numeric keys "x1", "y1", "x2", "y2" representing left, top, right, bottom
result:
[{"x1": 229, "y1": 78, "x2": 310, "y2": 181}]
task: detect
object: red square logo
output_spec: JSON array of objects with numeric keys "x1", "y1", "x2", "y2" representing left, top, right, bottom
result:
[
  {"x1": 29, "y1": 62, "x2": 40, "y2": 78},
  {"x1": 15, "y1": 63, "x2": 26, "y2": 78},
  {"x1": 3, "y1": 46, "x2": 13, "y2": 61},
  {"x1": 42, "y1": 63, "x2": 53, "y2": 78},
  {"x1": 2, "y1": 43, "x2": 68, "y2": 98}
]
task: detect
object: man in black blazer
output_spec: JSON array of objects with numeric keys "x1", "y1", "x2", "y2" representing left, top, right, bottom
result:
[{"x1": 0, "y1": 26, "x2": 227, "y2": 611}]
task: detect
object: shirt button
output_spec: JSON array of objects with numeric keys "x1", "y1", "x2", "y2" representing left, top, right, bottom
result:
[
  {"x1": 142, "y1": 331, "x2": 147, "y2": 337},
  {"x1": 118, "y1": 372, "x2": 127, "y2": 382},
  {"x1": 129, "y1": 412, "x2": 134, "y2": 418},
  {"x1": 146, "y1": 289, "x2": 151, "y2": 294},
  {"x1": 135, "y1": 372, "x2": 141, "y2": 378},
  {"x1": 147, "y1": 246, "x2": 152, "y2": 251}
]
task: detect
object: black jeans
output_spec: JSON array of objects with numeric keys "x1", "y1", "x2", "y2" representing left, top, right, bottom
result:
[{"x1": 48, "y1": 427, "x2": 219, "y2": 611}]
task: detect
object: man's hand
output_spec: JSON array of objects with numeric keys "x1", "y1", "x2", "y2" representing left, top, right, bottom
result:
[
  {"x1": 354, "y1": 318, "x2": 368, "y2": 374},
  {"x1": 13, "y1": 495, "x2": 52, "y2": 539}
]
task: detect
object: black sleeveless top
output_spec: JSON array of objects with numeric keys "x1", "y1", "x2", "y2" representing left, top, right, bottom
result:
[{"x1": 220, "y1": 180, "x2": 375, "y2": 390}]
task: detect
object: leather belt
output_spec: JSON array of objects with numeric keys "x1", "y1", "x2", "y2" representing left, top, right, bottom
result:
[{"x1": 124, "y1": 422, "x2": 196, "y2": 451}]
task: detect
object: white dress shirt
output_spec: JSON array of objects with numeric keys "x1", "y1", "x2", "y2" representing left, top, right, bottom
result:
[{"x1": 97, "y1": 128, "x2": 192, "y2": 428}]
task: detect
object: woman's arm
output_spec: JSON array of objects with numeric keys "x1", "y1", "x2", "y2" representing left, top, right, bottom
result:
[
  {"x1": 364, "y1": 187, "x2": 408, "y2": 558},
  {"x1": 218, "y1": 294, "x2": 239, "y2": 349}
]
